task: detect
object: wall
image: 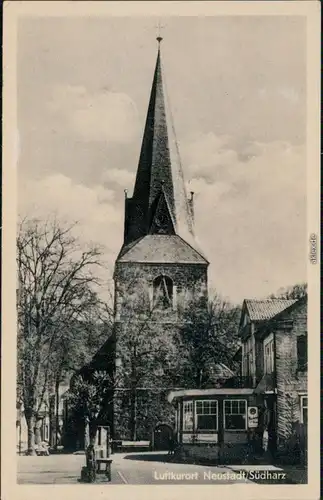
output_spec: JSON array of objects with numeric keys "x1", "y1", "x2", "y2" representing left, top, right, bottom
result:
[
  {"x1": 114, "y1": 262, "x2": 208, "y2": 321},
  {"x1": 16, "y1": 384, "x2": 70, "y2": 453},
  {"x1": 17, "y1": 408, "x2": 53, "y2": 453},
  {"x1": 275, "y1": 301, "x2": 307, "y2": 455},
  {"x1": 113, "y1": 260, "x2": 208, "y2": 439}
]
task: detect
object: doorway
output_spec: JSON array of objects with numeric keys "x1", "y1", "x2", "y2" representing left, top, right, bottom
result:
[
  {"x1": 153, "y1": 423, "x2": 173, "y2": 451},
  {"x1": 265, "y1": 395, "x2": 277, "y2": 457}
]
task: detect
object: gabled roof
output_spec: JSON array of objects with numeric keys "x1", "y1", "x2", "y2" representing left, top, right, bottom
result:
[
  {"x1": 118, "y1": 234, "x2": 208, "y2": 264},
  {"x1": 209, "y1": 362, "x2": 235, "y2": 379},
  {"x1": 148, "y1": 188, "x2": 176, "y2": 235},
  {"x1": 254, "y1": 373, "x2": 275, "y2": 394},
  {"x1": 232, "y1": 346, "x2": 242, "y2": 362},
  {"x1": 243, "y1": 299, "x2": 297, "y2": 322}
]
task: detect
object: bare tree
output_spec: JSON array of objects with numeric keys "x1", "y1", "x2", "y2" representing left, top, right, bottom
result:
[{"x1": 17, "y1": 217, "x2": 104, "y2": 454}]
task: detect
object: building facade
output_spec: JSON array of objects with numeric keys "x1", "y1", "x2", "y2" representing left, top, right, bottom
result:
[
  {"x1": 113, "y1": 39, "x2": 209, "y2": 440},
  {"x1": 239, "y1": 297, "x2": 307, "y2": 462},
  {"x1": 16, "y1": 385, "x2": 69, "y2": 454},
  {"x1": 168, "y1": 388, "x2": 259, "y2": 464}
]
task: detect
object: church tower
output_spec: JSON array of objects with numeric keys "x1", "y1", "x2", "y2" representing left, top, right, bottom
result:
[{"x1": 113, "y1": 38, "x2": 209, "y2": 440}]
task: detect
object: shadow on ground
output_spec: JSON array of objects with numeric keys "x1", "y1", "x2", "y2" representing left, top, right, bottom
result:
[
  {"x1": 122, "y1": 452, "x2": 215, "y2": 466},
  {"x1": 123, "y1": 453, "x2": 175, "y2": 463},
  {"x1": 122, "y1": 452, "x2": 288, "y2": 469}
]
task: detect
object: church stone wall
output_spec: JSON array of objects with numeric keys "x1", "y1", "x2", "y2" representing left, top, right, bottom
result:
[
  {"x1": 115, "y1": 262, "x2": 208, "y2": 302},
  {"x1": 112, "y1": 261, "x2": 208, "y2": 440},
  {"x1": 115, "y1": 261, "x2": 207, "y2": 283},
  {"x1": 110, "y1": 41, "x2": 210, "y2": 443}
]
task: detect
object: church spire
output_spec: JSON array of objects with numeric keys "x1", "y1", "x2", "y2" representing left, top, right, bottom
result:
[{"x1": 124, "y1": 39, "x2": 196, "y2": 247}]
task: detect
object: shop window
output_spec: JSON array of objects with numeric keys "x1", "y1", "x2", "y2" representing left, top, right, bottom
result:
[
  {"x1": 195, "y1": 400, "x2": 218, "y2": 431},
  {"x1": 297, "y1": 335, "x2": 307, "y2": 371},
  {"x1": 183, "y1": 401, "x2": 193, "y2": 431},
  {"x1": 300, "y1": 396, "x2": 308, "y2": 425},
  {"x1": 224, "y1": 400, "x2": 247, "y2": 430}
]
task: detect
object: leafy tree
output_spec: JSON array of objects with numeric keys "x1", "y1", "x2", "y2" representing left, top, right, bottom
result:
[
  {"x1": 67, "y1": 371, "x2": 113, "y2": 448},
  {"x1": 114, "y1": 276, "x2": 179, "y2": 440},
  {"x1": 17, "y1": 217, "x2": 105, "y2": 454},
  {"x1": 176, "y1": 289, "x2": 241, "y2": 389},
  {"x1": 49, "y1": 316, "x2": 112, "y2": 448},
  {"x1": 269, "y1": 282, "x2": 307, "y2": 300},
  {"x1": 112, "y1": 276, "x2": 242, "y2": 438}
]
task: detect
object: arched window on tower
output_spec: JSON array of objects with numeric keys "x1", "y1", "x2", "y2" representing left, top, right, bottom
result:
[{"x1": 153, "y1": 275, "x2": 174, "y2": 310}]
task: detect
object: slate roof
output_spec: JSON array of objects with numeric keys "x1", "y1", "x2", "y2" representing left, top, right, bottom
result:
[
  {"x1": 118, "y1": 234, "x2": 207, "y2": 264},
  {"x1": 244, "y1": 299, "x2": 297, "y2": 322},
  {"x1": 131, "y1": 46, "x2": 193, "y2": 236},
  {"x1": 121, "y1": 42, "x2": 203, "y2": 258}
]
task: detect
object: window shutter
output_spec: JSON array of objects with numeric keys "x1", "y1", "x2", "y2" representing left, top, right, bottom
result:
[
  {"x1": 148, "y1": 286, "x2": 153, "y2": 309},
  {"x1": 297, "y1": 335, "x2": 307, "y2": 370},
  {"x1": 173, "y1": 285, "x2": 177, "y2": 310}
]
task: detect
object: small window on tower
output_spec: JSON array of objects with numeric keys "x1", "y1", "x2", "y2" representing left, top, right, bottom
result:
[{"x1": 153, "y1": 275, "x2": 173, "y2": 310}]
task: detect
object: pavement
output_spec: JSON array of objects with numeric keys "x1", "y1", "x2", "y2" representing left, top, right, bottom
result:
[{"x1": 17, "y1": 451, "x2": 305, "y2": 485}]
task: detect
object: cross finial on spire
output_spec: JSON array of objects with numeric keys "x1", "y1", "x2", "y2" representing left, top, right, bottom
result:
[{"x1": 156, "y1": 20, "x2": 165, "y2": 44}]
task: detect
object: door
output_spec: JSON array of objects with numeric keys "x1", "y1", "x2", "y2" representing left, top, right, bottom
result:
[
  {"x1": 265, "y1": 395, "x2": 277, "y2": 456},
  {"x1": 153, "y1": 424, "x2": 173, "y2": 451}
]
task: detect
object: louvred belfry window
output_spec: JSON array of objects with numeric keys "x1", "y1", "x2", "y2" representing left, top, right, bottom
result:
[{"x1": 153, "y1": 275, "x2": 173, "y2": 310}]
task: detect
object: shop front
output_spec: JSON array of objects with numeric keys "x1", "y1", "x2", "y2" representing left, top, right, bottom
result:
[{"x1": 168, "y1": 388, "x2": 259, "y2": 463}]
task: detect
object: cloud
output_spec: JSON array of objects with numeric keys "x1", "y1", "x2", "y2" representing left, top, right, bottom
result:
[
  {"x1": 47, "y1": 85, "x2": 140, "y2": 144},
  {"x1": 102, "y1": 168, "x2": 135, "y2": 190},
  {"x1": 182, "y1": 133, "x2": 306, "y2": 302},
  {"x1": 18, "y1": 174, "x2": 124, "y2": 271},
  {"x1": 183, "y1": 133, "x2": 238, "y2": 180},
  {"x1": 18, "y1": 133, "x2": 306, "y2": 303},
  {"x1": 16, "y1": 17, "x2": 307, "y2": 304}
]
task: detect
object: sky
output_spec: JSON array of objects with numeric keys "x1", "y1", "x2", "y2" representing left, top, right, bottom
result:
[{"x1": 17, "y1": 15, "x2": 307, "y2": 304}]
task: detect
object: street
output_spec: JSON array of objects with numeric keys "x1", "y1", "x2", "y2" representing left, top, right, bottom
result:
[{"x1": 17, "y1": 451, "x2": 286, "y2": 485}]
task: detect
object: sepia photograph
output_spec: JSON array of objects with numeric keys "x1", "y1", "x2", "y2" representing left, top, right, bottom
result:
[{"x1": 1, "y1": 2, "x2": 320, "y2": 499}]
